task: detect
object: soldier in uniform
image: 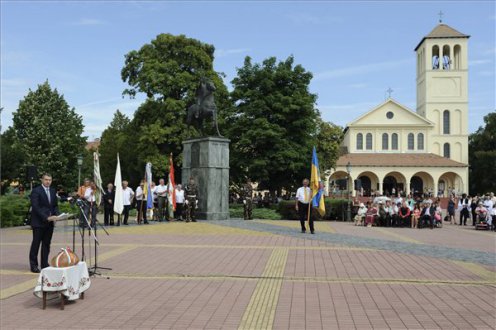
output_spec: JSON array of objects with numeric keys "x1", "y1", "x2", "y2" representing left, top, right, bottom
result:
[
  {"x1": 185, "y1": 177, "x2": 198, "y2": 222},
  {"x1": 242, "y1": 179, "x2": 253, "y2": 220}
]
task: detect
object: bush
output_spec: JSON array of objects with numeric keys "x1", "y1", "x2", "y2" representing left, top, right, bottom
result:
[
  {"x1": 0, "y1": 195, "x2": 30, "y2": 227},
  {"x1": 277, "y1": 198, "x2": 352, "y2": 220},
  {"x1": 229, "y1": 206, "x2": 282, "y2": 220}
]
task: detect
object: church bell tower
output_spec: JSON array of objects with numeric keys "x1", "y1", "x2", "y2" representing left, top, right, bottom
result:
[{"x1": 415, "y1": 21, "x2": 469, "y2": 164}]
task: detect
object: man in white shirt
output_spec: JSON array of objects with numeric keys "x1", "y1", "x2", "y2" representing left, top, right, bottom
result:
[
  {"x1": 155, "y1": 178, "x2": 168, "y2": 222},
  {"x1": 295, "y1": 179, "x2": 313, "y2": 234},
  {"x1": 175, "y1": 184, "x2": 185, "y2": 221},
  {"x1": 135, "y1": 180, "x2": 149, "y2": 225},
  {"x1": 121, "y1": 180, "x2": 134, "y2": 226}
]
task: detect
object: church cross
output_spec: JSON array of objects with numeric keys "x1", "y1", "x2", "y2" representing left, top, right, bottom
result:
[
  {"x1": 386, "y1": 87, "x2": 393, "y2": 99},
  {"x1": 438, "y1": 10, "x2": 444, "y2": 23}
]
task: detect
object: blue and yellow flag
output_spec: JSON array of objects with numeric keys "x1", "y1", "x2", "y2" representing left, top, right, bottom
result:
[{"x1": 310, "y1": 147, "x2": 326, "y2": 216}]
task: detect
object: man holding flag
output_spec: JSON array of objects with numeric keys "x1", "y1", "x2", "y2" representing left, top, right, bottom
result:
[{"x1": 295, "y1": 147, "x2": 326, "y2": 234}]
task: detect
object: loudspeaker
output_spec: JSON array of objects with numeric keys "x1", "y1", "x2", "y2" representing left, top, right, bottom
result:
[
  {"x1": 354, "y1": 179, "x2": 362, "y2": 190},
  {"x1": 26, "y1": 165, "x2": 37, "y2": 182}
]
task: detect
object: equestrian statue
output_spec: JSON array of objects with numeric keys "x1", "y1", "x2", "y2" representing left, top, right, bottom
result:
[{"x1": 186, "y1": 78, "x2": 222, "y2": 137}]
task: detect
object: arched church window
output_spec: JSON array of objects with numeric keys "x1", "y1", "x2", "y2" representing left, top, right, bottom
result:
[
  {"x1": 408, "y1": 133, "x2": 414, "y2": 150},
  {"x1": 453, "y1": 45, "x2": 461, "y2": 70},
  {"x1": 432, "y1": 45, "x2": 440, "y2": 69},
  {"x1": 356, "y1": 133, "x2": 363, "y2": 150},
  {"x1": 442, "y1": 45, "x2": 451, "y2": 70},
  {"x1": 443, "y1": 143, "x2": 450, "y2": 158},
  {"x1": 417, "y1": 133, "x2": 424, "y2": 150},
  {"x1": 382, "y1": 133, "x2": 389, "y2": 150},
  {"x1": 443, "y1": 110, "x2": 450, "y2": 134},
  {"x1": 392, "y1": 133, "x2": 398, "y2": 150},
  {"x1": 366, "y1": 133, "x2": 373, "y2": 150}
]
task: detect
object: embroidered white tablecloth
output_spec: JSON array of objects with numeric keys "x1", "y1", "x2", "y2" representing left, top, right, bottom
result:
[{"x1": 34, "y1": 261, "x2": 90, "y2": 301}]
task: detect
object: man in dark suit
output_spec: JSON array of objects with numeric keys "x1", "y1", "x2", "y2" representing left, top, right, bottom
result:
[
  {"x1": 29, "y1": 173, "x2": 59, "y2": 273},
  {"x1": 420, "y1": 202, "x2": 436, "y2": 229},
  {"x1": 103, "y1": 183, "x2": 115, "y2": 226}
]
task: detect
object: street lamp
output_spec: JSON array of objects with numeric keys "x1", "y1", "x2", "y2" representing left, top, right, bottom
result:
[
  {"x1": 77, "y1": 155, "x2": 83, "y2": 189},
  {"x1": 346, "y1": 161, "x2": 352, "y2": 221}
]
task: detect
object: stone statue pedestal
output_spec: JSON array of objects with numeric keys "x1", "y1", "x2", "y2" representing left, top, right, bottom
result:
[{"x1": 182, "y1": 137, "x2": 230, "y2": 220}]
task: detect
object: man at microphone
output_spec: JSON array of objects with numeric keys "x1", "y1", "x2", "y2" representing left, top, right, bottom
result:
[{"x1": 29, "y1": 173, "x2": 59, "y2": 273}]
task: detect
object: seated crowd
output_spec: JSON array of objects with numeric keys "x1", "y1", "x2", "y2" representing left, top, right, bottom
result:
[{"x1": 354, "y1": 192, "x2": 496, "y2": 231}]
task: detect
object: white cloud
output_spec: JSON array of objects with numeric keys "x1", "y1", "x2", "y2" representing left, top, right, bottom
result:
[
  {"x1": 215, "y1": 48, "x2": 251, "y2": 58},
  {"x1": 72, "y1": 18, "x2": 106, "y2": 26},
  {"x1": 314, "y1": 58, "x2": 413, "y2": 81}
]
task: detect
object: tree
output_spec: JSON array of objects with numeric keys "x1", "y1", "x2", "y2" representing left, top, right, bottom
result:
[
  {"x1": 0, "y1": 127, "x2": 26, "y2": 183},
  {"x1": 12, "y1": 81, "x2": 86, "y2": 188},
  {"x1": 315, "y1": 119, "x2": 344, "y2": 172},
  {"x1": 120, "y1": 34, "x2": 231, "y2": 184},
  {"x1": 98, "y1": 110, "x2": 132, "y2": 185},
  {"x1": 227, "y1": 56, "x2": 319, "y2": 193},
  {"x1": 469, "y1": 111, "x2": 496, "y2": 195}
]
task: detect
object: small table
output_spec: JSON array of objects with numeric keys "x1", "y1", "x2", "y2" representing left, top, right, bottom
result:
[{"x1": 34, "y1": 261, "x2": 91, "y2": 310}]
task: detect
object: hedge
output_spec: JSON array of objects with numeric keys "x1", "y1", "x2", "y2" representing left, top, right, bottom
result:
[
  {"x1": 1, "y1": 195, "x2": 30, "y2": 227},
  {"x1": 277, "y1": 198, "x2": 354, "y2": 220},
  {"x1": 229, "y1": 207, "x2": 282, "y2": 220}
]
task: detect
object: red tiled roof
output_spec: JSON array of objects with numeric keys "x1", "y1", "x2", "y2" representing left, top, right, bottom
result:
[
  {"x1": 86, "y1": 140, "x2": 100, "y2": 151},
  {"x1": 336, "y1": 153, "x2": 467, "y2": 168},
  {"x1": 415, "y1": 23, "x2": 469, "y2": 50}
]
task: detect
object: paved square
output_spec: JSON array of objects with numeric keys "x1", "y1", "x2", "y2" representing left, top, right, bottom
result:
[{"x1": 1, "y1": 219, "x2": 495, "y2": 329}]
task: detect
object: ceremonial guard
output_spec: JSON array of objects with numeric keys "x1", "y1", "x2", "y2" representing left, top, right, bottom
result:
[
  {"x1": 242, "y1": 179, "x2": 253, "y2": 220},
  {"x1": 103, "y1": 183, "x2": 115, "y2": 226},
  {"x1": 185, "y1": 177, "x2": 198, "y2": 222}
]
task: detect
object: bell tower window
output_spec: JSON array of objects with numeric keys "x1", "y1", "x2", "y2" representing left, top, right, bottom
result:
[
  {"x1": 453, "y1": 45, "x2": 461, "y2": 70},
  {"x1": 443, "y1": 143, "x2": 450, "y2": 158},
  {"x1": 432, "y1": 45, "x2": 440, "y2": 69},
  {"x1": 442, "y1": 45, "x2": 451, "y2": 70}
]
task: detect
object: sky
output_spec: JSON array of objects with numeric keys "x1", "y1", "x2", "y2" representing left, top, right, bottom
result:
[{"x1": 1, "y1": 1, "x2": 495, "y2": 139}]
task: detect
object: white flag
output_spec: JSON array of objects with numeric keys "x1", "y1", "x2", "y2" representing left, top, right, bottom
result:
[
  {"x1": 93, "y1": 151, "x2": 104, "y2": 205},
  {"x1": 113, "y1": 153, "x2": 124, "y2": 215}
]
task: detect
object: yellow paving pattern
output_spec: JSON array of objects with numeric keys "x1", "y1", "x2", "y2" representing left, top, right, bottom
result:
[
  {"x1": 0, "y1": 242, "x2": 373, "y2": 251},
  {"x1": 99, "y1": 221, "x2": 271, "y2": 236},
  {"x1": 451, "y1": 260, "x2": 496, "y2": 282},
  {"x1": 100, "y1": 272, "x2": 494, "y2": 287},
  {"x1": 253, "y1": 220, "x2": 336, "y2": 233},
  {"x1": 238, "y1": 248, "x2": 289, "y2": 330},
  {"x1": 0, "y1": 278, "x2": 38, "y2": 300}
]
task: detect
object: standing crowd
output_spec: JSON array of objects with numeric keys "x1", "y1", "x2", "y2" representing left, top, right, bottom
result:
[{"x1": 76, "y1": 177, "x2": 199, "y2": 227}]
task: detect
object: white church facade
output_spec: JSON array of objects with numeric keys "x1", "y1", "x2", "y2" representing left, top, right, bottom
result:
[{"x1": 329, "y1": 22, "x2": 469, "y2": 197}]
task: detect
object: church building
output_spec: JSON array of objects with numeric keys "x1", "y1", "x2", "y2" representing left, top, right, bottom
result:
[{"x1": 329, "y1": 22, "x2": 470, "y2": 197}]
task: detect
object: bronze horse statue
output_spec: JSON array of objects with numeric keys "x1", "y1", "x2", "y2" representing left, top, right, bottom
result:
[{"x1": 187, "y1": 78, "x2": 221, "y2": 136}]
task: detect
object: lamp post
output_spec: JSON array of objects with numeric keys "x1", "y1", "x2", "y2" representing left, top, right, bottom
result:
[
  {"x1": 346, "y1": 161, "x2": 352, "y2": 222},
  {"x1": 77, "y1": 155, "x2": 83, "y2": 189}
]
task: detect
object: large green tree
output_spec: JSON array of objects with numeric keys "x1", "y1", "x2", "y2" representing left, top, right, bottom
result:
[
  {"x1": 0, "y1": 127, "x2": 26, "y2": 184},
  {"x1": 97, "y1": 110, "x2": 132, "y2": 185},
  {"x1": 315, "y1": 119, "x2": 344, "y2": 172},
  {"x1": 469, "y1": 111, "x2": 496, "y2": 195},
  {"x1": 227, "y1": 56, "x2": 320, "y2": 193},
  {"x1": 121, "y1": 33, "x2": 231, "y2": 184},
  {"x1": 12, "y1": 81, "x2": 86, "y2": 188}
]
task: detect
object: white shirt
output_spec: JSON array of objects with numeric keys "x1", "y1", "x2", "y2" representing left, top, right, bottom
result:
[
  {"x1": 155, "y1": 184, "x2": 167, "y2": 197},
  {"x1": 483, "y1": 199, "x2": 494, "y2": 212},
  {"x1": 150, "y1": 186, "x2": 157, "y2": 201},
  {"x1": 175, "y1": 189, "x2": 185, "y2": 203},
  {"x1": 84, "y1": 187, "x2": 95, "y2": 203},
  {"x1": 295, "y1": 187, "x2": 311, "y2": 204},
  {"x1": 123, "y1": 187, "x2": 134, "y2": 206},
  {"x1": 136, "y1": 186, "x2": 144, "y2": 201}
]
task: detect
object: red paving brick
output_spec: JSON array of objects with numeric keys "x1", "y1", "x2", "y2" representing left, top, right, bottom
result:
[{"x1": 1, "y1": 221, "x2": 495, "y2": 329}]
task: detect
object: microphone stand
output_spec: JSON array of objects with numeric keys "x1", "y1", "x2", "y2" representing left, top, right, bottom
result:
[{"x1": 88, "y1": 200, "x2": 112, "y2": 276}]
